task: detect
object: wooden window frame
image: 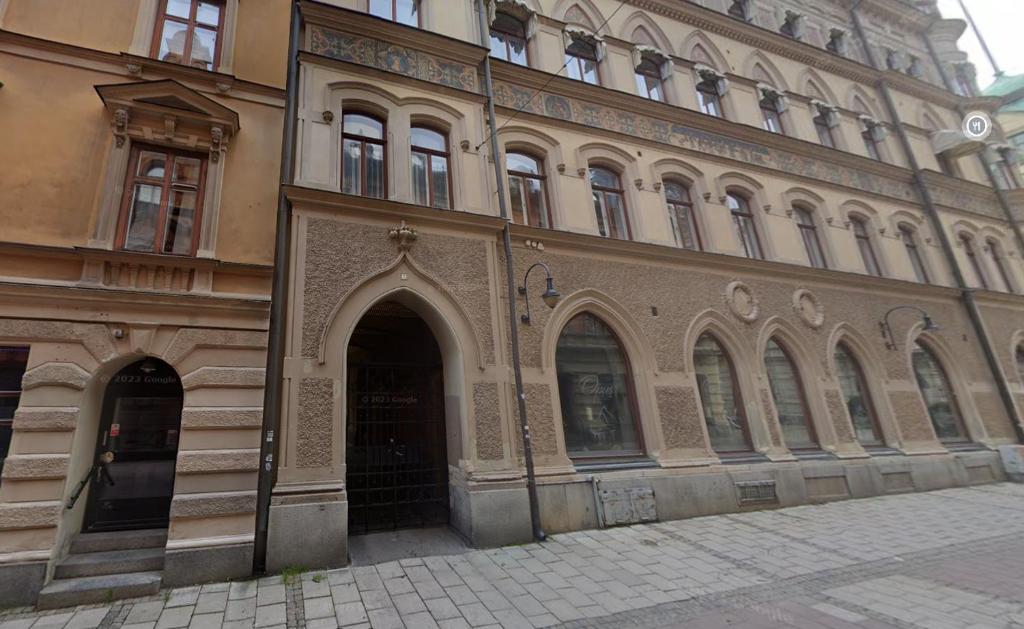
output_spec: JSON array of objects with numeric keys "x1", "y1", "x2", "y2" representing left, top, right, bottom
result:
[
  {"x1": 590, "y1": 168, "x2": 632, "y2": 240},
  {"x1": 696, "y1": 334, "x2": 753, "y2": 454},
  {"x1": 766, "y1": 338, "x2": 820, "y2": 450},
  {"x1": 368, "y1": 0, "x2": 420, "y2": 26},
  {"x1": 852, "y1": 217, "x2": 882, "y2": 276},
  {"x1": 960, "y1": 234, "x2": 989, "y2": 289},
  {"x1": 794, "y1": 207, "x2": 827, "y2": 269},
  {"x1": 410, "y1": 125, "x2": 452, "y2": 210},
  {"x1": 115, "y1": 144, "x2": 208, "y2": 257},
  {"x1": 506, "y1": 152, "x2": 552, "y2": 228},
  {"x1": 728, "y1": 193, "x2": 764, "y2": 259},
  {"x1": 986, "y1": 239, "x2": 1014, "y2": 293},
  {"x1": 341, "y1": 112, "x2": 388, "y2": 199},
  {"x1": 150, "y1": 0, "x2": 225, "y2": 71},
  {"x1": 835, "y1": 343, "x2": 884, "y2": 447},
  {"x1": 664, "y1": 180, "x2": 702, "y2": 251},
  {"x1": 490, "y1": 12, "x2": 528, "y2": 66},
  {"x1": 565, "y1": 39, "x2": 600, "y2": 86},
  {"x1": 900, "y1": 225, "x2": 930, "y2": 283}
]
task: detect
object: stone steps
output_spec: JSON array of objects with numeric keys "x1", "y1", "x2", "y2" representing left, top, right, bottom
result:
[{"x1": 36, "y1": 571, "x2": 163, "y2": 610}]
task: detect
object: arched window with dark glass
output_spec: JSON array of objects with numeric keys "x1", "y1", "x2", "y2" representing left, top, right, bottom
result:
[
  {"x1": 590, "y1": 167, "x2": 630, "y2": 240},
  {"x1": 728, "y1": 193, "x2": 763, "y2": 259},
  {"x1": 834, "y1": 344, "x2": 883, "y2": 446},
  {"x1": 765, "y1": 338, "x2": 818, "y2": 450},
  {"x1": 986, "y1": 238, "x2": 1013, "y2": 293},
  {"x1": 664, "y1": 181, "x2": 701, "y2": 250},
  {"x1": 565, "y1": 37, "x2": 599, "y2": 85},
  {"x1": 912, "y1": 341, "x2": 969, "y2": 442},
  {"x1": 794, "y1": 206, "x2": 827, "y2": 269},
  {"x1": 506, "y1": 152, "x2": 550, "y2": 228},
  {"x1": 556, "y1": 313, "x2": 642, "y2": 458},
  {"x1": 899, "y1": 224, "x2": 929, "y2": 283},
  {"x1": 369, "y1": 0, "x2": 419, "y2": 26},
  {"x1": 694, "y1": 334, "x2": 751, "y2": 452},
  {"x1": 959, "y1": 234, "x2": 988, "y2": 289},
  {"x1": 342, "y1": 112, "x2": 386, "y2": 199},
  {"x1": 410, "y1": 126, "x2": 450, "y2": 209},
  {"x1": 634, "y1": 56, "x2": 664, "y2": 102},
  {"x1": 852, "y1": 216, "x2": 881, "y2": 276},
  {"x1": 490, "y1": 12, "x2": 527, "y2": 65}
]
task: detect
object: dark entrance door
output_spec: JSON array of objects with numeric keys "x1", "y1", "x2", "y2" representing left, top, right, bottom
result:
[
  {"x1": 83, "y1": 358, "x2": 183, "y2": 532},
  {"x1": 346, "y1": 301, "x2": 449, "y2": 534}
]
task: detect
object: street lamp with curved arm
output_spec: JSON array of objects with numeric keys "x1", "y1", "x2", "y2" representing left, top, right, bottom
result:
[{"x1": 879, "y1": 305, "x2": 939, "y2": 350}]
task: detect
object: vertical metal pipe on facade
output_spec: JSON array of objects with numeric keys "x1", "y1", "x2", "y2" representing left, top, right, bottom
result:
[
  {"x1": 476, "y1": 0, "x2": 546, "y2": 542},
  {"x1": 850, "y1": 1, "x2": 1024, "y2": 444},
  {"x1": 253, "y1": 0, "x2": 301, "y2": 573}
]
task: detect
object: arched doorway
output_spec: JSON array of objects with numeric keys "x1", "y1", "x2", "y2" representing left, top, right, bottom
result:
[
  {"x1": 84, "y1": 358, "x2": 183, "y2": 532},
  {"x1": 346, "y1": 301, "x2": 448, "y2": 534}
]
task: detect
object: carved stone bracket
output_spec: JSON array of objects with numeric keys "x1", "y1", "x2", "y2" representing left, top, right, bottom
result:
[
  {"x1": 112, "y1": 109, "x2": 129, "y2": 148},
  {"x1": 388, "y1": 220, "x2": 418, "y2": 251}
]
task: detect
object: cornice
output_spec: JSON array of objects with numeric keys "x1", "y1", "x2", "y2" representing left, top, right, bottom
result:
[
  {"x1": 0, "y1": 29, "x2": 285, "y2": 100},
  {"x1": 624, "y1": 0, "x2": 962, "y2": 108}
]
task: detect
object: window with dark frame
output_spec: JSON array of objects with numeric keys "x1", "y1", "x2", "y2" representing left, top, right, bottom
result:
[
  {"x1": 369, "y1": 0, "x2": 419, "y2": 26},
  {"x1": 634, "y1": 56, "x2": 664, "y2": 102},
  {"x1": 986, "y1": 239, "x2": 1014, "y2": 293},
  {"x1": 794, "y1": 207, "x2": 827, "y2": 269},
  {"x1": 411, "y1": 126, "x2": 451, "y2": 210},
  {"x1": 506, "y1": 152, "x2": 551, "y2": 228},
  {"x1": 342, "y1": 112, "x2": 387, "y2": 199},
  {"x1": 960, "y1": 234, "x2": 989, "y2": 289},
  {"x1": 589, "y1": 167, "x2": 631, "y2": 240},
  {"x1": 728, "y1": 193, "x2": 763, "y2": 259},
  {"x1": 555, "y1": 312, "x2": 643, "y2": 459},
  {"x1": 152, "y1": 0, "x2": 224, "y2": 71},
  {"x1": 899, "y1": 225, "x2": 930, "y2": 283},
  {"x1": 664, "y1": 181, "x2": 701, "y2": 251},
  {"x1": 565, "y1": 37, "x2": 600, "y2": 85},
  {"x1": 834, "y1": 344, "x2": 884, "y2": 446},
  {"x1": 912, "y1": 342, "x2": 969, "y2": 443},
  {"x1": 0, "y1": 346, "x2": 29, "y2": 481},
  {"x1": 118, "y1": 145, "x2": 207, "y2": 256},
  {"x1": 695, "y1": 334, "x2": 752, "y2": 453},
  {"x1": 852, "y1": 216, "x2": 882, "y2": 276},
  {"x1": 765, "y1": 338, "x2": 818, "y2": 450},
  {"x1": 489, "y1": 12, "x2": 528, "y2": 66}
]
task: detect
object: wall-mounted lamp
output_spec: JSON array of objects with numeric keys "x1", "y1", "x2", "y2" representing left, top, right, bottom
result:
[
  {"x1": 518, "y1": 262, "x2": 561, "y2": 324},
  {"x1": 879, "y1": 305, "x2": 938, "y2": 350}
]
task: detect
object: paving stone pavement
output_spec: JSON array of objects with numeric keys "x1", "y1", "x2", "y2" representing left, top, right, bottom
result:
[{"x1": 5, "y1": 483, "x2": 1024, "y2": 629}]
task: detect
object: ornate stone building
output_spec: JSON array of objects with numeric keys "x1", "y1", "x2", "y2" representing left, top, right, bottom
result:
[
  {"x1": 3, "y1": 0, "x2": 1024, "y2": 611},
  {"x1": 0, "y1": 0, "x2": 286, "y2": 607}
]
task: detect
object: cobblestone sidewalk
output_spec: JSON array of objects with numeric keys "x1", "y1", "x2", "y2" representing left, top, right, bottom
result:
[{"x1": 4, "y1": 483, "x2": 1024, "y2": 629}]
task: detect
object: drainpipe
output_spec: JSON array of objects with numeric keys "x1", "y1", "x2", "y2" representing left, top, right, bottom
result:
[
  {"x1": 476, "y1": 0, "x2": 545, "y2": 542},
  {"x1": 254, "y1": 0, "x2": 301, "y2": 573},
  {"x1": 850, "y1": 2, "x2": 1024, "y2": 444}
]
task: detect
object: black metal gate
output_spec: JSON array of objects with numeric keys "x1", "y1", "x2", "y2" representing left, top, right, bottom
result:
[{"x1": 346, "y1": 363, "x2": 449, "y2": 534}]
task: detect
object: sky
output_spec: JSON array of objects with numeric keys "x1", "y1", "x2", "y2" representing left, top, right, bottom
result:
[{"x1": 935, "y1": 0, "x2": 1024, "y2": 89}]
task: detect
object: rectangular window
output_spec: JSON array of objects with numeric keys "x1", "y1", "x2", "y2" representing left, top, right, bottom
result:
[
  {"x1": 0, "y1": 347, "x2": 30, "y2": 480},
  {"x1": 118, "y1": 145, "x2": 207, "y2": 256},
  {"x1": 152, "y1": 0, "x2": 224, "y2": 71}
]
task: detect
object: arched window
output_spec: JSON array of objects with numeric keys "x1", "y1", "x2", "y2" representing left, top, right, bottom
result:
[
  {"x1": 566, "y1": 37, "x2": 599, "y2": 85},
  {"x1": 959, "y1": 234, "x2": 988, "y2": 289},
  {"x1": 851, "y1": 216, "x2": 882, "y2": 276},
  {"x1": 912, "y1": 342, "x2": 968, "y2": 443},
  {"x1": 506, "y1": 152, "x2": 550, "y2": 228},
  {"x1": 985, "y1": 238, "x2": 1013, "y2": 293},
  {"x1": 556, "y1": 313, "x2": 642, "y2": 458},
  {"x1": 664, "y1": 181, "x2": 701, "y2": 250},
  {"x1": 695, "y1": 334, "x2": 751, "y2": 452},
  {"x1": 634, "y1": 56, "x2": 664, "y2": 102},
  {"x1": 728, "y1": 193, "x2": 763, "y2": 259},
  {"x1": 834, "y1": 344, "x2": 883, "y2": 446},
  {"x1": 490, "y1": 12, "x2": 527, "y2": 65},
  {"x1": 794, "y1": 207, "x2": 827, "y2": 269},
  {"x1": 899, "y1": 224, "x2": 929, "y2": 283},
  {"x1": 765, "y1": 338, "x2": 818, "y2": 450},
  {"x1": 589, "y1": 167, "x2": 630, "y2": 240},
  {"x1": 410, "y1": 126, "x2": 450, "y2": 209},
  {"x1": 342, "y1": 112, "x2": 386, "y2": 199},
  {"x1": 369, "y1": 0, "x2": 418, "y2": 26}
]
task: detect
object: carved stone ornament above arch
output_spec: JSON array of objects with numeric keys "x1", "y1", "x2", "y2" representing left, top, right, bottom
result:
[{"x1": 723, "y1": 280, "x2": 759, "y2": 324}]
